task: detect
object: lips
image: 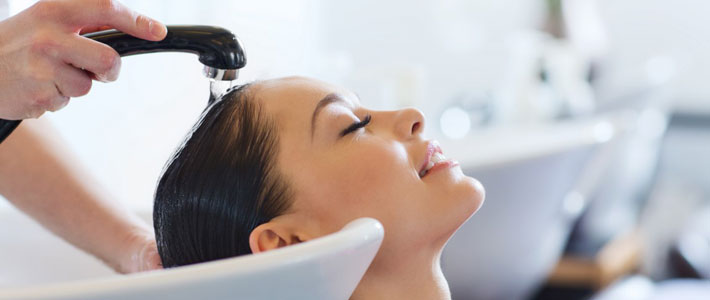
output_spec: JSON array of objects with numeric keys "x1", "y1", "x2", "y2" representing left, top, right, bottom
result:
[{"x1": 419, "y1": 141, "x2": 453, "y2": 178}]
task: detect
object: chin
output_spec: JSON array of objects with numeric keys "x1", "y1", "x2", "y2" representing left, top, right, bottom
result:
[
  {"x1": 452, "y1": 175, "x2": 485, "y2": 227},
  {"x1": 465, "y1": 176, "x2": 485, "y2": 215},
  {"x1": 442, "y1": 167, "x2": 485, "y2": 219},
  {"x1": 431, "y1": 176, "x2": 485, "y2": 248}
]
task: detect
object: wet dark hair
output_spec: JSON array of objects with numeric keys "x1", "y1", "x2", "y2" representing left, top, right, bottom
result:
[{"x1": 154, "y1": 84, "x2": 292, "y2": 268}]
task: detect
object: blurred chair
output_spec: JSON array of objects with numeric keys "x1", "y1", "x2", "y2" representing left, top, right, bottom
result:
[{"x1": 0, "y1": 213, "x2": 383, "y2": 300}]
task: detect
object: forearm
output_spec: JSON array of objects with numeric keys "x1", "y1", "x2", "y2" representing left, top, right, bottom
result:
[{"x1": 0, "y1": 118, "x2": 151, "y2": 272}]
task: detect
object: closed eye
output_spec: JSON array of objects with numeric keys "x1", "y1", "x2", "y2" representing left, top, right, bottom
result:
[{"x1": 340, "y1": 115, "x2": 372, "y2": 137}]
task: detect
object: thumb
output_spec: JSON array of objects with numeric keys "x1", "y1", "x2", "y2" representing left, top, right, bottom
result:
[
  {"x1": 142, "y1": 242, "x2": 164, "y2": 270},
  {"x1": 117, "y1": 233, "x2": 163, "y2": 273}
]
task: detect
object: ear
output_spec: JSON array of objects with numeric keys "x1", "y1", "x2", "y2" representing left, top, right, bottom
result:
[{"x1": 248, "y1": 220, "x2": 312, "y2": 254}]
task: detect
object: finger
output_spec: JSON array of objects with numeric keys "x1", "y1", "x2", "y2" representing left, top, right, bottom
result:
[
  {"x1": 65, "y1": 0, "x2": 167, "y2": 41},
  {"x1": 144, "y1": 246, "x2": 163, "y2": 271},
  {"x1": 28, "y1": 83, "x2": 69, "y2": 116},
  {"x1": 49, "y1": 82, "x2": 70, "y2": 112},
  {"x1": 54, "y1": 63, "x2": 93, "y2": 98},
  {"x1": 58, "y1": 35, "x2": 121, "y2": 82},
  {"x1": 47, "y1": 90, "x2": 70, "y2": 112}
]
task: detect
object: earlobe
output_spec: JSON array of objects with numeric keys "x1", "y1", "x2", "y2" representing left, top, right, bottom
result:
[{"x1": 248, "y1": 222, "x2": 310, "y2": 254}]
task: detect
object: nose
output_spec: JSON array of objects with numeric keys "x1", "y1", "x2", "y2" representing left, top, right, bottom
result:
[{"x1": 392, "y1": 108, "x2": 425, "y2": 140}]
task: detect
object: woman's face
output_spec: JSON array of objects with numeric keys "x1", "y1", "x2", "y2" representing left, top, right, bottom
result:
[{"x1": 252, "y1": 77, "x2": 484, "y2": 255}]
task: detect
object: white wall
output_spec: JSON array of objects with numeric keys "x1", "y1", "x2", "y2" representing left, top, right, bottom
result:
[{"x1": 597, "y1": 0, "x2": 710, "y2": 112}]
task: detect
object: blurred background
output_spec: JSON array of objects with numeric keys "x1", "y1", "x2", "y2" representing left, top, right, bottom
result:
[{"x1": 2, "y1": 0, "x2": 710, "y2": 299}]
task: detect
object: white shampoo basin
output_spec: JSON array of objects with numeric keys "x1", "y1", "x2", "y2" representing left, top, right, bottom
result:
[
  {"x1": 0, "y1": 210, "x2": 383, "y2": 300},
  {"x1": 440, "y1": 115, "x2": 620, "y2": 299}
]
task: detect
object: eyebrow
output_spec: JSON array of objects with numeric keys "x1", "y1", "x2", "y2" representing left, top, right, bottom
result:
[{"x1": 311, "y1": 93, "x2": 346, "y2": 138}]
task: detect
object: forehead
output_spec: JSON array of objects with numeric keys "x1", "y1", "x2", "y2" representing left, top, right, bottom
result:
[
  {"x1": 247, "y1": 77, "x2": 346, "y2": 174},
  {"x1": 249, "y1": 76, "x2": 353, "y2": 126},
  {"x1": 252, "y1": 76, "x2": 345, "y2": 104}
]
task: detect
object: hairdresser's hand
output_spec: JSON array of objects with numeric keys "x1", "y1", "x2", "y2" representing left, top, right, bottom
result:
[
  {"x1": 0, "y1": 0, "x2": 167, "y2": 120},
  {"x1": 115, "y1": 229, "x2": 162, "y2": 274}
]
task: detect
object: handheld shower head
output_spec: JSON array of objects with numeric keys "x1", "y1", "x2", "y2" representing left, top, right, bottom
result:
[
  {"x1": 83, "y1": 25, "x2": 247, "y2": 81},
  {"x1": 0, "y1": 25, "x2": 247, "y2": 143}
]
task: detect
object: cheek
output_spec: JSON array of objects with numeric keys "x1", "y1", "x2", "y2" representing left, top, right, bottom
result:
[
  {"x1": 340, "y1": 147, "x2": 426, "y2": 232},
  {"x1": 300, "y1": 142, "x2": 418, "y2": 226},
  {"x1": 341, "y1": 140, "x2": 415, "y2": 196}
]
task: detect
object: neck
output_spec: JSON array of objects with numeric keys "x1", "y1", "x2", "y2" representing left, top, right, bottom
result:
[{"x1": 350, "y1": 248, "x2": 450, "y2": 300}]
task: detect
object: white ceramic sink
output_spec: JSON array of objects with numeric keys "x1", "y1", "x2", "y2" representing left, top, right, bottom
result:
[
  {"x1": 439, "y1": 115, "x2": 621, "y2": 300},
  {"x1": 0, "y1": 207, "x2": 383, "y2": 300}
]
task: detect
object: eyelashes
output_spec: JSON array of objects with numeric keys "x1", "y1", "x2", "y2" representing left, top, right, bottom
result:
[{"x1": 340, "y1": 114, "x2": 372, "y2": 137}]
